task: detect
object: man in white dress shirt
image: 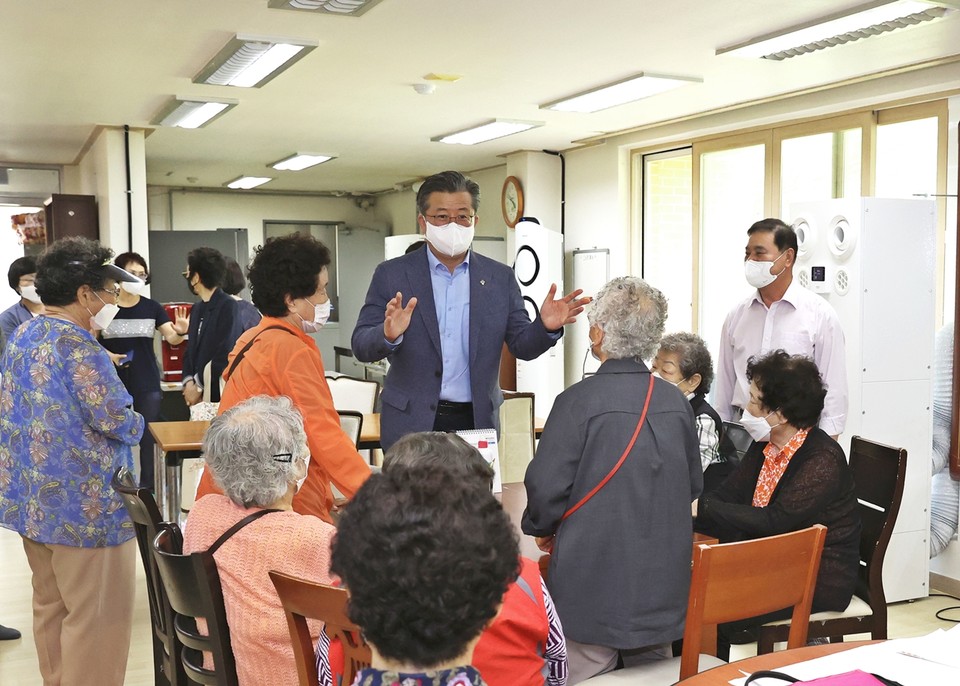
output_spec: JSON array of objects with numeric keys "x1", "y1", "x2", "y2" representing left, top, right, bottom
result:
[{"x1": 715, "y1": 218, "x2": 847, "y2": 438}]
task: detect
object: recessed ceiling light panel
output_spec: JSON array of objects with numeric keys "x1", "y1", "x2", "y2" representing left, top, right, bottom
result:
[
  {"x1": 194, "y1": 34, "x2": 319, "y2": 88},
  {"x1": 152, "y1": 97, "x2": 239, "y2": 129},
  {"x1": 432, "y1": 120, "x2": 544, "y2": 146},
  {"x1": 267, "y1": 0, "x2": 385, "y2": 16},
  {"x1": 226, "y1": 176, "x2": 273, "y2": 190},
  {"x1": 270, "y1": 153, "x2": 336, "y2": 171},
  {"x1": 542, "y1": 73, "x2": 702, "y2": 113}
]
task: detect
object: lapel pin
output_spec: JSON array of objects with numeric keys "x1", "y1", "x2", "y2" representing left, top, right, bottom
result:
[{"x1": 480, "y1": 279, "x2": 486, "y2": 286}]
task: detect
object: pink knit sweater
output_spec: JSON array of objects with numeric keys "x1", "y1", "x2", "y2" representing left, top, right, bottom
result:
[{"x1": 183, "y1": 494, "x2": 336, "y2": 686}]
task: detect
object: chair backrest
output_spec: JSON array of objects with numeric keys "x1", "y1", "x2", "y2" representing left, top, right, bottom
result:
[
  {"x1": 337, "y1": 410, "x2": 364, "y2": 448},
  {"x1": 720, "y1": 421, "x2": 752, "y2": 465},
  {"x1": 499, "y1": 391, "x2": 536, "y2": 483},
  {"x1": 680, "y1": 524, "x2": 827, "y2": 680},
  {"x1": 269, "y1": 571, "x2": 372, "y2": 686},
  {"x1": 848, "y1": 436, "x2": 907, "y2": 609},
  {"x1": 152, "y1": 526, "x2": 239, "y2": 686},
  {"x1": 326, "y1": 375, "x2": 380, "y2": 414},
  {"x1": 111, "y1": 467, "x2": 186, "y2": 686}
]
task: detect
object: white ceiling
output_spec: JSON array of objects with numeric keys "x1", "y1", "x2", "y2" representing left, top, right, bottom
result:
[{"x1": 2, "y1": 0, "x2": 959, "y2": 194}]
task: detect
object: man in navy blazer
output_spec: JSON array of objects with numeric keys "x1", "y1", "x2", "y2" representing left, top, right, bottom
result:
[{"x1": 352, "y1": 171, "x2": 589, "y2": 450}]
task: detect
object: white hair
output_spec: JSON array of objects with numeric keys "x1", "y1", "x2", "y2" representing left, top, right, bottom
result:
[{"x1": 587, "y1": 276, "x2": 667, "y2": 360}]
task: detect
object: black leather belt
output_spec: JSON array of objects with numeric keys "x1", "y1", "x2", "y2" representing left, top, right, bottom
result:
[{"x1": 437, "y1": 400, "x2": 473, "y2": 415}]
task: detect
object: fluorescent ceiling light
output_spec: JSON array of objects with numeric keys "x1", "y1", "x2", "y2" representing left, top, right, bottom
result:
[
  {"x1": 194, "y1": 34, "x2": 318, "y2": 88},
  {"x1": 152, "y1": 97, "x2": 238, "y2": 129},
  {"x1": 432, "y1": 120, "x2": 543, "y2": 146},
  {"x1": 717, "y1": 0, "x2": 954, "y2": 60},
  {"x1": 267, "y1": 0, "x2": 385, "y2": 16},
  {"x1": 226, "y1": 176, "x2": 273, "y2": 190},
  {"x1": 270, "y1": 153, "x2": 336, "y2": 171},
  {"x1": 542, "y1": 73, "x2": 702, "y2": 113}
]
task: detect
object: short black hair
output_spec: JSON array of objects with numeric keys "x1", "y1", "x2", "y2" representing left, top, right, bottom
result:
[
  {"x1": 331, "y1": 466, "x2": 518, "y2": 668},
  {"x1": 659, "y1": 332, "x2": 715, "y2": 393},
  {"x1": 747, "y1": 218, "x2": 798, "y2": 254},
  {"x1": 35, "y1": 237, "x2": 115, "y2": 307},
  {"x1": 222, "y1": 258, "x2": 246, "y2": 296},
  {"x1": 114, "y1": 252, "x2": 149, "y2": 284},
  {"x1": 746, "y1": 350, "x2": 825, "y2": 430},
  {"x1": 246, "y1": 233, "x2": 330, "y2": 317},
  {"x1": 187, "y1": 247, "x2": 227, "y2": 290},
  {"x1": 415, "y1": 171, "x2": 480, "y2": 215},
  {"x1": 7, "y1": 256, "x2": 37, "y2": 292},
  {"x1": 384, "y1": 432, "x2": 495, "y2": 491}
]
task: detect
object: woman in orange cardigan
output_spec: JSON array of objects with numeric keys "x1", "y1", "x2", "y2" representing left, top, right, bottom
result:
[{"x1": 194, "y1": 233, "x2": 370, "y2": 523}]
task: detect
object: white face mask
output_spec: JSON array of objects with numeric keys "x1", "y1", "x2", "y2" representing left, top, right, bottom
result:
[
  {"x1": 87, "y1": 292, "x2": 120, "y2": 332},
  {"x1": 121, "y1": 279, "x2": 145, "y2": 295},
  {"x1": 744, "y1": 252, "x2": 786, "y2": 289},
  {"x1": 295, "y1": 453, "x2": 311, "y2": 493},
  {"x1": 740, "y1": 408, "x2": 781, "y2": 442},
  {"x1": 297, "y1": 298, "x2": 330, "y2": 333},
  {"x1": 425, "y1": 219, "x2": 475, "y2": 257},
  {"x1": 20, "y1": 285, "x2": 42, "y2": 304}
]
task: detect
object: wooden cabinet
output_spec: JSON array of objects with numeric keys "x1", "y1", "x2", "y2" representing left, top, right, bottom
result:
[{"x1": 44, "y1": 194, "x2": 98, "y2": 243}]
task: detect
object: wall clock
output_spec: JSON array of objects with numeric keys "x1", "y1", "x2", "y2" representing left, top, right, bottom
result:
[{"x1": 501, "y1": 176, "x2": 524, "y2": 228}]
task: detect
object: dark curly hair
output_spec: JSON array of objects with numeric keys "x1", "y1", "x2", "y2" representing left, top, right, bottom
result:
[
  {"x1": 222, "y1": 258, "x2": 246, "y2": 296},
  {"x1": 35, "y1": 237, "x2": 114, "y2": 307},
  {"x1": 415, "y1": 171, "x2": 480, "y2": 215},
  {"x1": 385, "y1": 432, "x2": 494, "y2": 491},
  {"x1": 331, "y1": 466, "x2": 519, "y2": 668},
  {"x1": 187, "y1": 247, "x2": 227, "y2": 290},
  {"x1": 114, "y1": 252, "x2": 149, "y2": 283},
  {"x1": 746, "y1": 350, "x2": 825, "y2": 429},
  {"x1": 659, "y1": 332, "x2": 715, "y2": 393},
  {"x1": 7, "y1": 255, "x2": 37, "y2": 292},
  {"x1": 246, "y1": 233, "x2": 330, "y2": 317}
]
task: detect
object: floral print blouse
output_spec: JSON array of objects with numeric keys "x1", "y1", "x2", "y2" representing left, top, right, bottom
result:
[
  {"x1": 0, "y1": 316, "x2": 144, "y2": 547},
  {"x1": 351, "y1": 666, "x2": 486, "y2": 686}
]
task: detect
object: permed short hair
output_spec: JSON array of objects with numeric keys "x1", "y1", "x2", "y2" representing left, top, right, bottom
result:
[
  {"x1": 587, "y1": 276, "x2": 667, "y2": 360},
  {"x1": 384, "y1": 432, "x2": 495, "y2": 491},
  {"x1": 331, "y1": 466, "x2": 519, "y2": 668},
  {"x1": 35, "y1": 237, "x2": 114, "y2": 307},
  {"x1": 746, "y1": 350, "x2": 825, "y2": 430},
  {"x1": 246, "y1": 233, "x2": 331, "y2": 317},
  {"x1": 202, "y1": 395, "x2": 309, "y2": 508},
  {"x1": 114, "y1": 252, "x2": 149, "y2": 283},
  {"x1": 187, "y1": 247, "x2": 227, "y2": 290},
  {"x1": 659, "y1": 332, "x2": 715, "y2": 393},
  {"x1": 747, "y1": 218, "x2": 798, "y2": 254},
  {"x1": 415, "y1": 171, "x2": 480, "y2": 216},
  {"x1": 222, "y1": 258, "x2": 246, "y2": 296},
  {"x1": 7, "y1": 255, "x2": 37, "y2": 292}
]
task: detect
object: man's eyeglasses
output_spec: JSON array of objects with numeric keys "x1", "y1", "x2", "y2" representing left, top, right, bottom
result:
[{"x1": 424, "y1": 213, "x2": 476, "y2": 227}]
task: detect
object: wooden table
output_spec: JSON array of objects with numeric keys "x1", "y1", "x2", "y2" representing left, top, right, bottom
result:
[
  {"x1": 676, "y1": 641, "x2": 877, "y2": 684},
  {"x1": 357, "y1": 414, "x2": 546, "y2": 450},
  {"x1": 149, "y1": 420, "x2": 210, "y2": 521}
]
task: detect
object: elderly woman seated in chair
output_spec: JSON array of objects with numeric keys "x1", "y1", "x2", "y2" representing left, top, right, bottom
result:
[
  {"x1": 330, "y1": 461, "x2": 519, "y2": 686},
  {"x1": 696, "y1": 350, "x2": 861, "y2": 656},
  {"x1": 183, "y1": 395, "x2": 336, "y2": 686}
]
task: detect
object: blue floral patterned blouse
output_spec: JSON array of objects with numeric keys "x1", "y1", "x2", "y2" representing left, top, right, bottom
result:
[
  {"x1": 0, "y1": 316, "x2": 144, "y2": 547},
  {"x1": 351, "y1": 666, "x2": 485, "y2": 686}
]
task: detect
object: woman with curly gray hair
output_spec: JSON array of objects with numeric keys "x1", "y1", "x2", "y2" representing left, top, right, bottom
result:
[
  {"x1": 183, "y1": 395, "x2": 336, "y2": 686},
  {"x1": 522, "y1": 276, "x2": 703, "y2": 682}
]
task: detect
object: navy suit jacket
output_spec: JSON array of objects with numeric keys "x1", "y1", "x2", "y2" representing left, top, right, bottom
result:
[
  {"x1": 181, "y1": 288, "x2": 241, "y2": 403},
  {"x1": 352, "y1": 248, "x2": 560, "y2": 450}
]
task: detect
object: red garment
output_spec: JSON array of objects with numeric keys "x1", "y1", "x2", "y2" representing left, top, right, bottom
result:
[
  {"x1": 753, "y1": 428, "x2": 809, "y2": 507},
  {"x1": 194, "y1": 318, "x2": 370, "y2": 523},
  {"x1": 473, "y1": 557, "x2": 550, "y2": 686}
]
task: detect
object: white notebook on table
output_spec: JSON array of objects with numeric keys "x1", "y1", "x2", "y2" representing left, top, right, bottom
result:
[{"x1": 455, "y1": 428, "x2": 502, "y2": 493}]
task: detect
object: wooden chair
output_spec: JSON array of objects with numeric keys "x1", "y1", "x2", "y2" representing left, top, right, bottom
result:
[
  {"x1": 269, "y1": 571, "x2": 371, "y2": 686},
  {"x1": 111, "y1": 467, "x2": 186, "y2": 686},
  {"x1": 325, "y1": 375, "x2": 380, "y2": 414},
  {"x1": 580, "y1": 525, "x2": 827, "y2": 684},
  {"x1": 337, "y1": 410, "x2": 364, "y2": 448},
  {"x1": 757, "y1": 437, "x2": 907, "y2": 653},
  {"x1": 720, "y1": 420, "x2": 752, "y2": 466},
  {"x1": 499, "y1": 391, "x2": 536, "y2": 483},
  {"x1": 152, "y1": 525, "x2": 239, "y2": 686}
]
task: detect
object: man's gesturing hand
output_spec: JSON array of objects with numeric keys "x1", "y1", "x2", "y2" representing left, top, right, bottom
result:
[{"x1": 384, "y1": 292, "x2": 418, "y2": 343}]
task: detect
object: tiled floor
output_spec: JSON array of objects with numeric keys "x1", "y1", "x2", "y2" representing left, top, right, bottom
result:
[{"x1": 1, "y1": 525, "x2": 958, "y2": 685}]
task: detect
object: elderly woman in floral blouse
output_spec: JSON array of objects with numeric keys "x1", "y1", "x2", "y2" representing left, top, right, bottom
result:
[{"x1": 0, "y1": 237, "x2": 143, "y2": 686}]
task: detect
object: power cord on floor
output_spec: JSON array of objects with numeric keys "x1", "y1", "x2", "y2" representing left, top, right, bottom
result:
[{"x1": 928, "y1": 592, "x2": 960, "y2": 622}]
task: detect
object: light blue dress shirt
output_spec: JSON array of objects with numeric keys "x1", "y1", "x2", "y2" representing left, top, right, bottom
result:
[{"x1": 427, "y1": 248, "x2": 472, "y2": 402}]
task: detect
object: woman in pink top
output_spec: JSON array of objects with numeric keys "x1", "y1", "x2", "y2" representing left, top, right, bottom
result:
[{"x1": 183, "y1": 395, "x2": 336, "y2": 686}]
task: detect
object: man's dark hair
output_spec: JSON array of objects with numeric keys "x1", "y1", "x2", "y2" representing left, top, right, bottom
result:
[
  {"x1": 385, "y1": 432, "x2": 495, "y2": 491},
  {"x1": 331, "y1": 466, "x2": 518, "y2": 668},
  {"x1": 246, "y1": 233, "x2": 330, "y2": 317},
  {"x1": 186, "y1": 247, "x2": 227, "y2": 290},
  {"x1": 747, "y1": 218, "x2": 798, "y2": 254},
  {"x1": 35, "y1": 237, "x2": 114, "y2": 307},
  {"x1": 746, "y1": 350, "x2": 825, "y2": 430},
  {"x1": 659, "y1": 332, "x2": 715, "y2": 393},
  {"x1": 7, "y1": 255, "x2": 37, "y2": 292},
  {"x1": 114, "y1": 252, "x2": 149, "y2": 284},
  {"x1": 222, "y1": 258, "x2": 246, "y2": 296},
  {"x1": 415, "y1": 171, "x2": 480, "y2": 215}
]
